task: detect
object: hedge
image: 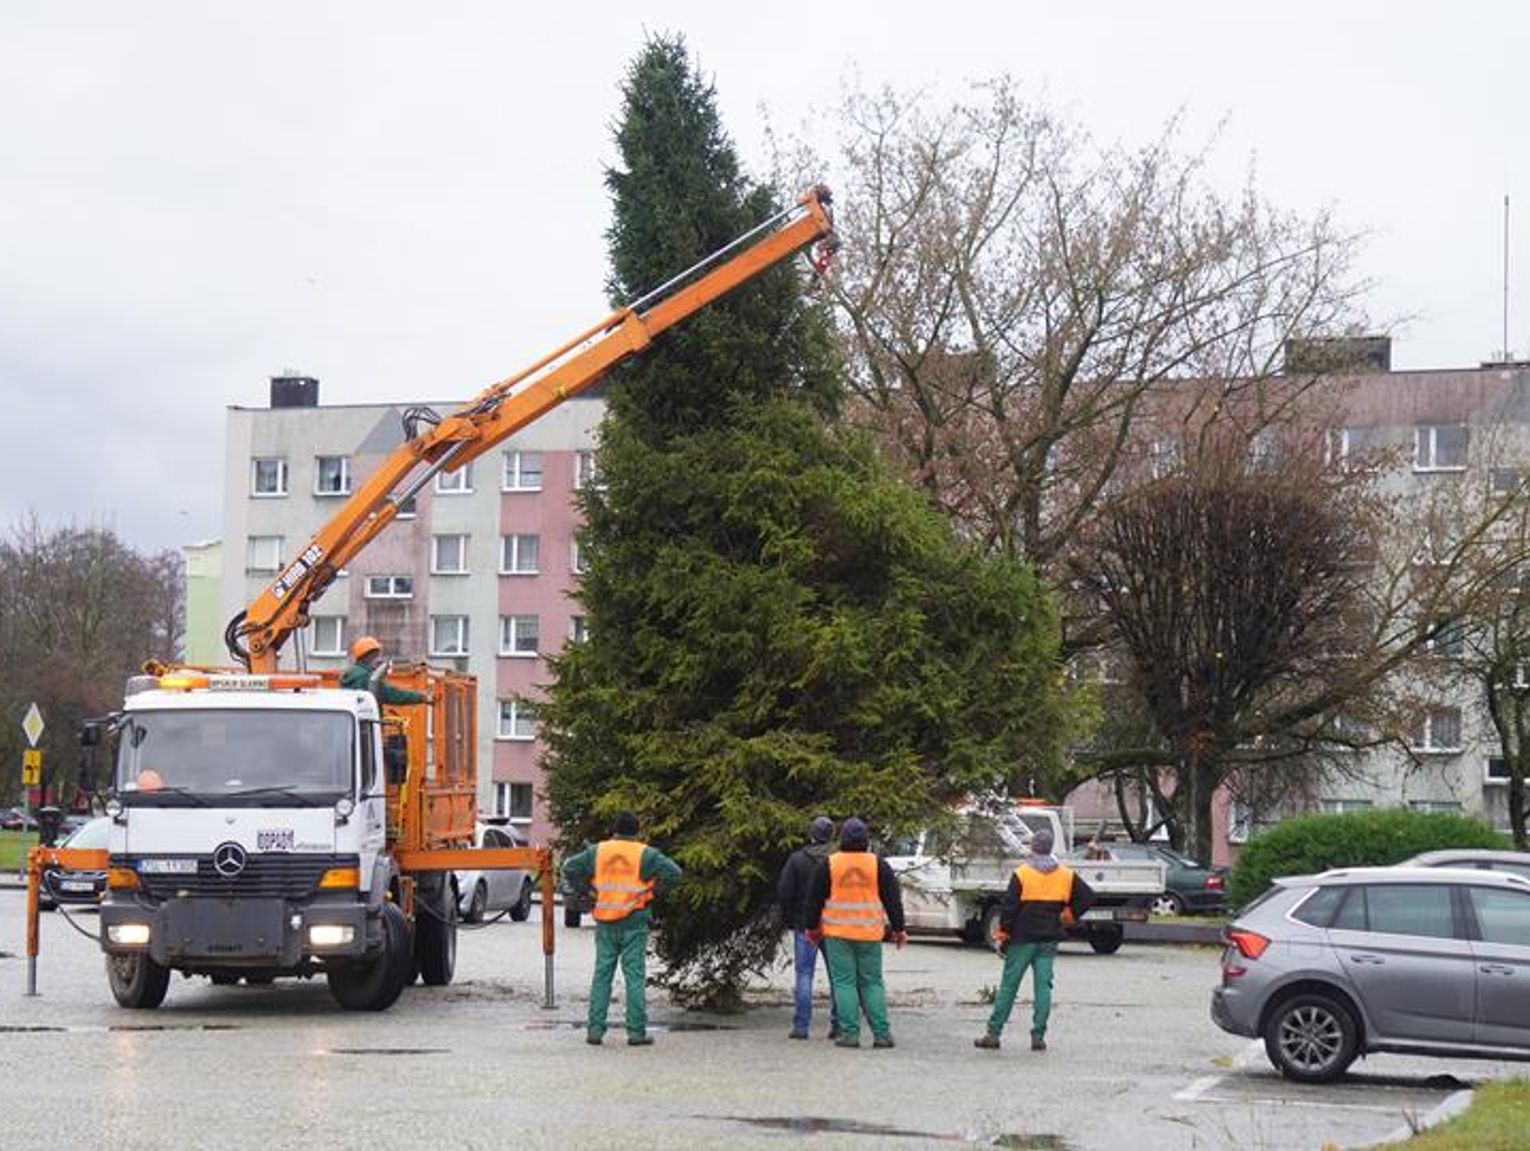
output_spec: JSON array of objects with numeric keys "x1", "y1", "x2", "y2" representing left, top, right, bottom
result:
[{"x1": 1227, "y1": 808, "x2": 1509, "y2": 908}]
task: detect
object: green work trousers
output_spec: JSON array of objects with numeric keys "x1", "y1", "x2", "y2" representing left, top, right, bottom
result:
[
  {"x1": 823, "y1": 936, "x2": 890, "y2": 1042},
  {"x1": 986, "y1": 939, "x2": 1058, "y2": 1039},
  {"x1": 587, "y1": 915, "x2": 649, "y2": 1039}
]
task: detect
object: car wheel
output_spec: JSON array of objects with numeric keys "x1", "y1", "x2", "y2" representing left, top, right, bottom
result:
[
  {"x1": 465, "y1": 881, "x2": 487, "y2": 924},
  {"x1": 328, "y1": 902, "x2": 410, "y2": 1011},
  {"x1": 1088, "y1": 925, "x2": 1125, "y2": 954},
  {"x1": 1151, "y1": 892, "x2": 1185, "y2": 917},
  {"x1": 510, "y1": 879, "x2": 533, "y2": 922},
  {"x1": 106, "y1": 952, "x2": 171, "y2": 1009},
  {"x1": 1263, "y1": 991, "x2": 1359, "y2": 1083}
]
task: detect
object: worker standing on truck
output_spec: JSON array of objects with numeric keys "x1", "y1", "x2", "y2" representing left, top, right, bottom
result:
[
  {"x1": 340, "y1": 636, "x2": 428, "y2": 705},
  {"x1": 561, "y1": 811, "x2": 682, "y2": 1046},
  {"x1": 777, "y1": 815, "x2": 841, "y2": 1040},
  {"x1": 803, "y1": 817, "x2": 906, "y2": 1049},
  {"x1": 974, "y1": 828, "x2": 1095, "y2": 1052}
]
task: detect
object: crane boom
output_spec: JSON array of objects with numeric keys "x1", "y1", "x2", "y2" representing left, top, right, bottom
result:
[{"x1": 230, "y1": 185, "x2": 837, "y2": 671}]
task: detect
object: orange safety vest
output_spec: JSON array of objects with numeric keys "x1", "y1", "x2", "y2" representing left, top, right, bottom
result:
[
  {"x1": 1016, "y1": 862, "x2": 1076, "y2": 920},
  {"x1": 822, "y1": 851, "x2": 886, "y2": 941},
  {"x1": 592, "y1": 839, "x2": 654, "y2": 922}
]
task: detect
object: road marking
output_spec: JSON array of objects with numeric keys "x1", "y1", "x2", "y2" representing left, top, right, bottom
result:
[{"x1": 1173, "y1": 1040, "x2": 1264, "y2": 1102}]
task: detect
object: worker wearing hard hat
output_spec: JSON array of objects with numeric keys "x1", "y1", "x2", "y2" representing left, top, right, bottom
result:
[{"x1": 340, "y1": 636, "x2": 428, "y2": 705}]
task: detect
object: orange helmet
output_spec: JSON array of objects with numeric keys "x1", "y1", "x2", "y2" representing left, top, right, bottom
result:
[{"x1": 349, "y1": 635, "x2": 382, "y2": 662}]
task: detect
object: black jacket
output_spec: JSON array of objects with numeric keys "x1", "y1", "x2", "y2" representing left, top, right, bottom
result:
[
  {"x1": 802, "y1": 847, "x2": 906, "y2": 935},
  {"x1": 777, "y1": 841, "x2": 833, "y2": 930},
  {"x1": 996, "y1": 862, "x2": 1095, "y2": 943}
]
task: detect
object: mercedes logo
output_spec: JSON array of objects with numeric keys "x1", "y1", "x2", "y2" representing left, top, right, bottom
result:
[{"x1": 212, "y1": 841, "x2": 247, "y2": 878}]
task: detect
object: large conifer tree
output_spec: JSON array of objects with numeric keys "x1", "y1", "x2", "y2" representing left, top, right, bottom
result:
[{"x1": 541, "y1": 35, "x2": 1073, "y2": 1006}]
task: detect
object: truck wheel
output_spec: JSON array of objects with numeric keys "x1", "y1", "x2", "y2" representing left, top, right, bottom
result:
[
  {"x1": 106, "y1": 953, "x2": 171, "y2": 1009},
  {"x1": 980, "y1": 904, "x2": 1004, "y2": 951},
  {"x1": 510, "y1": 879, "x2": 533, "y2": 922},
  {"x1": 1088, "y1": 925, "x2": 1125, "y2": 954},
  {"x1": 328, "y1": 902, "x2": 409, "y2": 1011},
  {"x1": 417, "y1": 887, "x2": 458, "y2": 986}
]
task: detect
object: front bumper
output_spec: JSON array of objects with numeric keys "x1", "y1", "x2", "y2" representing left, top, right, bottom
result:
[{"x1": 100, "y1": 896, "x2": 372, "y2": 968}]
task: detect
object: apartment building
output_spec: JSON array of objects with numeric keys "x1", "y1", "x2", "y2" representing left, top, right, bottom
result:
[{"x1": 216, "y1": 374, "x2": 602, "y2": 843}]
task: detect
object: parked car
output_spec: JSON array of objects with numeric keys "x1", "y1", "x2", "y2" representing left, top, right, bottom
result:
[
  {"x1": 1211, "y1": 865, "x2": 1530, "y2": 1082},
  {"x1": 1398, "y1": 848, "x2": 1530, "y2": 881},
  {"x1": 1085, "y1": 841, "x2": 1227, "y2": 916},
  {"x1": 39, "y1": 816, "x2": 111, "y2": 911},
  {"x1": 1, "y1": 806, "x2": 38, "y2": 831},
  {"x1": 454, "y1": 821, "x2": 535, "y2": 923}
]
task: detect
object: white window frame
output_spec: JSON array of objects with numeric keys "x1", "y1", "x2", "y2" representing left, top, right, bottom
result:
[
  {"x1": 429, "y1": 615, "x2": 470, "y2": 657},
  {"x1": 1413, "y1": 707, "x2": 1464, "y2": 754},
  {"x1": 1227, "y1": 800, "x2": 1253, "y2": 845},
  {"x1": 246, "y1": 535, "x2": 284, "y2": 573},
  {"x1": 431, "y1": 533, "x2": 470, "y2": 575},
  {"x1": 499, "y1": 614, "x2": 539, "y2": 658},
  {"x1": 568, "y1": 615, "x2": 588, "y2": 644},
  {"x1": 1319, "y1": 798, "x2": 1375, "y2": 814},
  {"x1": 502, "y1": 451, "x2": 543, "y2": 492},
  {"x1": 1149, "y1": 437, "x2": 1181, "y2": 480},
  {"x1": 395, "y1": 493, "x2": 417, "y2": 520},
  {"x1": 1491, "y1": 468, "x2": 1522, "y2": 496},
  {"x1": 1408, "y1": 799, "x2": 1465, "y2": 814},
  {"x1": 251, "y1": 457, "x2": 288, "y2": 497},
  {"x1": 314, "y1": 455, "x2": 352, "y2": 496},
  {"x1": 494, "y1": 781, "x2": 535, "y2": 822},
  {"x1": 570, "y1": 537, "x2": 589, "y2": 575},
  {"x1": 364, "y1": 574, "x2": 414, "y2": 600},
  {"x1": 500, "y1": 534, "x2": 540, "y2": 575},
  {"x1": 435, "y1": 464, "x2": 473, "y2": 494},
  {"x1": 309, "y1": 615, "x2": 345, "y2": 657},
  {"x1": 1424, "y1": 619, "x2": 1466, "y2": 659},
  {"x1": 1414, "y1": 424, "x2": 1469, "y2": 472},
  {"x1": 1486, "y1": 757, "x2": 1513, "y2": 787},
  {"x1": 496, "y1": 699, "x2": 537, "y2": 740},
  {"x1": 574, "y1": 451, "x2": 600, "y2": 490}
]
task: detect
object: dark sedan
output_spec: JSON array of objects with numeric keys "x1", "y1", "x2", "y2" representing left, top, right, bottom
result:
[
  {"x1": 39, "y1": 816, "x2": 110, "y2": 911},
  {"x1": 1099, "y1": 841, "x2": 1228, "y2": 915}
]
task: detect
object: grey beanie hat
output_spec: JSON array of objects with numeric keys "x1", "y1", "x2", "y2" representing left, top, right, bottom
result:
[
  {"x1": 839, "y1": 817, "x2": 869, "y2": 845},
  {"x1": 810, "y1": 816, "x2": 834, "y2": 844},
  {"x1": 1031, "y1": 828, "x2": 1055, "y2": 855}
]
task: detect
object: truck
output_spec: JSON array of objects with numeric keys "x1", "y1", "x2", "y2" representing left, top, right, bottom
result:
[
  {"x1": 885, "y1": 801, "x2": 1166, "y2": 954},
  {"x1": 25, "y1": 186, "x2": 840, "y2": 1010}
]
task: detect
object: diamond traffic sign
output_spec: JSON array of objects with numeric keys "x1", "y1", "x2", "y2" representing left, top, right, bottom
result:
[{"x1": 21, "y1": 702, "x2": 44, "y2": 748}]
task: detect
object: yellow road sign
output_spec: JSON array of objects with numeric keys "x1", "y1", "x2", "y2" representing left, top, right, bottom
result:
[{"x1": 21, "y1": 747, "x2": 41, "y2": 786}]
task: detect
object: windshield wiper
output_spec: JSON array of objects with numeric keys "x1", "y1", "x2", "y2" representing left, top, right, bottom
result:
[{"x1": 222, "y1": 786, "x2": 331, "y2": 807}]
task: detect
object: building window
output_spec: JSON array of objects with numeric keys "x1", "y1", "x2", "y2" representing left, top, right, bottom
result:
[
  {"x1": 315, "y1": 455, "x2": 352, "y2": 496},
  {"x1": 395, "y1": 493, "x2": 417, "y2": 519},
  {"x1": 1408, "y1": 799, "x2": 1465, "y2": 814},
  {"x1": 432, "y1": 533, "x2": 469, "y2": 575},
  {"x1": 1424, "y1": 619, "x2": 1466, "y2": 659},
  {"x1": 1415, "y1": 424, "x2": 1468, "y2": 472},
  {"x1": 1319, "y1": 798, "x2": 1374, "y2": 814},
  {"x1": 502, "y1": 451, "x2": 543, "y2": 491},
  {"x1": 570, "y1": 537, "x2": 589, "y2": 575},
  {"x1": 251, "y1": 457, "x2": 288, "y2": 497},
  {"x1": 1413, "y1": 707, "x2": 1463, "y2": 753},
  {"x1": 364, "y1": 575, "x2": 413, "y2": 600},
  {"x1": 1149, "y1": 437, "x2": 1181, "y2": 480},
  {"x1": 495, "y1": 781, "x2": 535, "y2": 821},
  {"x1": 497, "y1": 699, "x2": 537, "y2": 740},
  {"x1": 246, "y1": 535, "x2": 284, "y2": 573},
  {"x1": 1491, "y1": 468, "x2": 1522, "y2": 495},
  {"x1": 500, "y1": 534, "x2": 540, "y2": 575},
  {"x1": 435, "y1": 464, "x2": 472, "y2": 494},
  {"x1": 309, "y1": 616, "x2": 345, "y2": 656},
  {"x1": 1486, "y1": 757, "x2": 1513, "y2": 787},
  {"x1": 430, "y1": 615, "x2": 470, "y2": 656},
  {"x1": 574, "y1": 451, "x2": 600, "y2": 490},
  {"x1": 1246, "y1": 431, "x2": 1278, "y2": 473},
  {"x1": 499, "y1": 614, "x2": 539, "y2": 657},
  {"x1": 568, "y1": 615, "x2": 588, "y2": 644}
]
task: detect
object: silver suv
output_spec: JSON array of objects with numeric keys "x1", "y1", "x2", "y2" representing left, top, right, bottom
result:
[{"x1": 1211, "y1": 867, "x2": 1530, "y2": 1082}]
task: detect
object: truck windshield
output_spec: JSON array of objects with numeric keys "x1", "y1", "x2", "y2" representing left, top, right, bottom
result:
[{"x1": 115, "y1": 709, "x2": 353, "y2": 805}]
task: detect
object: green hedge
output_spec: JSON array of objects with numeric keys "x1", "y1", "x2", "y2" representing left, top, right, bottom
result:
[{"x1": 1228, "y1": 809, "x2": 1509, "y2": 908}]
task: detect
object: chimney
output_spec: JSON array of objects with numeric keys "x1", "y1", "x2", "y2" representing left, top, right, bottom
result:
[
  {"x1": 1284, "y1": 336, "x2": 1391, "y2": 375},
  {"x1": 270, "y1": 372, "x2": 319, "y2": 408}
]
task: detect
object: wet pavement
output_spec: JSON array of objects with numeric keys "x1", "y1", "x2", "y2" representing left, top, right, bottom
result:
[{"x1": 1, "y1": 890, "x2": 1517, "y2": 1149}]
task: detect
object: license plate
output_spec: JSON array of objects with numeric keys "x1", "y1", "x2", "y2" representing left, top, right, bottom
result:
[
  {"x1": 61, "y1": 879, "x2": 94, "y2": 892},
  {"x1": 1082, "y1": 908, "x2": 1115, "y2": 921}
]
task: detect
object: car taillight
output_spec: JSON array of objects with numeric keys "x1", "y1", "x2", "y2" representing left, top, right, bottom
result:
[
  {"x1": 1205, "y1": 873, "x2": 1224, "y2": 890},
  {"x1": 1224, "y1": 928, "x2": 1269, "y2": 960}
]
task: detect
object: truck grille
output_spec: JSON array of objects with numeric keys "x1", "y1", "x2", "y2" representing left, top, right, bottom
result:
[{"x1": 113, "y1": 853, "x2": 359, "y2": 901}]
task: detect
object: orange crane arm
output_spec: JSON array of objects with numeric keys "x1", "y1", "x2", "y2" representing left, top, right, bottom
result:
[{"x1": 230, "y1": 185, "x2": 837, "y2": 671}]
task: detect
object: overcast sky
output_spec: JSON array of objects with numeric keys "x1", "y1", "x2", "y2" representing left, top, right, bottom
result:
[{"x1": 2, "y1": 2, "x2": 1526, "y2": 556}]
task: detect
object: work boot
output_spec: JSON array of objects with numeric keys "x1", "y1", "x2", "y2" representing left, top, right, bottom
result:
[
  {"x1": 826, "y1": 1026, "x2": 842, "y2": 1041},
  {"x1": 834, "y1": 1035, "x2": 859, "y2": 1049},
  {"x1": 973, "y1": 1033, "x2": 1001, "y2": 1050},
  {"x1": 872, "y1": 1034, "x2": 895, "y2": 1049},
  {"x1": 1030, "y1": 1033, "x2": 1047, "y2": 1052},
  {"x1": 788, "y1": 1028, "x2": 809, "y2": 1040},
  {"x1": 586, "y1": 1032, "x2": 603, "y2": 1046},
  {"x1": 628, "y1": 1033, "x2": 654, "y2": 1047}
]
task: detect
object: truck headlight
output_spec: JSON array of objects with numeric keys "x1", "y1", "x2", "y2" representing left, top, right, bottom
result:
[
  {"x1": 107, "y1": 923, "x2": 151, "y2": 945},
  {"x1": 308, "y1": 924, "x2": 355, "y2": 947}
]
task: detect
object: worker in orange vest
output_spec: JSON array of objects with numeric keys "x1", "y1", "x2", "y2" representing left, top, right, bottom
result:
[
  {"x1": 560, "y1": 811, "x2": 682, "y2": 1046},
  {"x1": 803, "y1": 817, "x2": 906, "y2": 1049},
  {"x1": 974, "y1": 827, "x2": 1094, "y2": 1052}
]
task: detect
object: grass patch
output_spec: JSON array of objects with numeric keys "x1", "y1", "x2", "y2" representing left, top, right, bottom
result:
[
  {"x1": 1376, "y1": 1080, "x2": 1530, "y2": 1150},
  {"x1": 0, "y1": 829, "x2": 36, "y2": 872}
]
